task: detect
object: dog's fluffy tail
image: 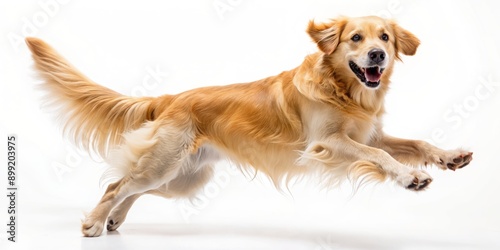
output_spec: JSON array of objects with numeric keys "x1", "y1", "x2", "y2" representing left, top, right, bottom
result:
[{"x1": 26, "y1": 37, "x2": 163, "y2": 157}]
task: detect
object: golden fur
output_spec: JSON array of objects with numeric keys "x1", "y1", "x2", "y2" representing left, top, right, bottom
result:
[{"x1": 26, "y1": 16, "x2": 472, "y2": 237}]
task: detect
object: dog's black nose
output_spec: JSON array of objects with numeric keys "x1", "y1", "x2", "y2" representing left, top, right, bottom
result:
[{"x1": 368, "y1": 49, "x2": 385, "y2": 64}]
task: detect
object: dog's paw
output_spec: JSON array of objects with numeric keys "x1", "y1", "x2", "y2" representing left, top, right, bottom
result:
[
  {"x1": 106, "y1": 217, "x2": 123, "y2": 231},
  {"x1": 82, "y1": 217, "x2": 104, "y2": 237},
  {"x1": 430, "y1": 150, "x2": 473, "y2": 171},
  {"x1": 398, "y1": 170, "x2": 433, "y2": 191},
  {"x1": 106, "y1": 206, "x2": 130, "y2": 231}
]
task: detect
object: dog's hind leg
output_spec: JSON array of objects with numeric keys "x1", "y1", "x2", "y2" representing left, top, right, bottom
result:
[
  {"x1": 82, "y1": 174, "x2": 165, "y2": 237},
  {"x1": 105, "y1": 193, "x2": 141, "y2": 231},
  {"x1": 105, "y1": 163, "x2": 216, "y2": 231},
  {"x1": 82, "y1": 123, "x2": 196, "y2": 237},
  {"x1": 105, "y1": 145, "x2": 220, "y2": 232}
]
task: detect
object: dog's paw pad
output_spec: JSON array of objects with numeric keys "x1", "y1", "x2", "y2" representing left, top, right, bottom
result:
[
  {"x1": 106, "y1": 219, "x2": 120, "y2": 231},
  {"x1": 447, "y1": 152, "x2": 473, "y2": 171},
  {"x1": 398, "y1": 170, "x2": 432, "y2": 191},
  {"x1": 406, "y1": 177, "x2": 432, "y2": 191},
  {"x1": 432, "y1": 150, "x2": 473, "y2": 171}
]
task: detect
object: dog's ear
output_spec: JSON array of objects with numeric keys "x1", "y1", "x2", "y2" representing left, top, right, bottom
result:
[
  {"x1": 390, "y1": 21, "x2": 420, "y2": 57},
  {"x1": 307, "y1": 18, "x2": 347, "y2": 55}
]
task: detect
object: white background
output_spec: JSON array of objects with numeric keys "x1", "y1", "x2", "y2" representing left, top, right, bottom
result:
[{"x1": 1, "y1": 0, "x2": 500, "y2": 249}]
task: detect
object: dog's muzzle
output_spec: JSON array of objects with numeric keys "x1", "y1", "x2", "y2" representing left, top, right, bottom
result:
[
  {"x1": 349, "y1": 61, "x2": 385, "y2": 88},
  {"x1": 349, "y1": 49, "x2": 387, "y2": 88}
]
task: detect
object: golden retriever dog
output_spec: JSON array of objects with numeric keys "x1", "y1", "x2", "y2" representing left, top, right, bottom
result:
[{"x1": 26, "y1": 16, "x2": 473, "y2": 237}]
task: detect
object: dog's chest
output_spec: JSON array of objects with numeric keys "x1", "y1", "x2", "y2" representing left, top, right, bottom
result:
[
  {"x1": 302, "y1": 104, "x2": 377, "y2": 145},
  {"x1": 344, "y1": 116, "x2": 378, "y2": 145}
]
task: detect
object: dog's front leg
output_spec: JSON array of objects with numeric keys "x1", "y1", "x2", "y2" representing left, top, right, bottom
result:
[
  {"x1": 372, "y1": 134, "x2": 473, "y2": 171},
  {"x1": 301, "y1": 134, "x2": 432, "y2": 191}
]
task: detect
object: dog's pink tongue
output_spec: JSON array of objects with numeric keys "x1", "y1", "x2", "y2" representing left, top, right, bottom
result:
[{"x1": 365, "y1": 67, "x2": 382, "y2": 82}]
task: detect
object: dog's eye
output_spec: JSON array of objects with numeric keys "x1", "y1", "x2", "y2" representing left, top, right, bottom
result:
[
  {"x1": 351, "y1": 34, "x2": 362, "y2": 42},
  {"x1": 381, "y1": 33, "x2": 389, "y2": 42}
]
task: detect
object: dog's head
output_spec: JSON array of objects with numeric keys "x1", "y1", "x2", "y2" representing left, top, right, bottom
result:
[{"x1": 307, "y1": 16, "x2": 420, "y2": 89}]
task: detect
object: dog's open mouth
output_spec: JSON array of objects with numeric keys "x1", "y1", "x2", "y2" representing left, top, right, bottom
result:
[{"x1": 349, "y1": 61, "x2": 385, "y2": 88}]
